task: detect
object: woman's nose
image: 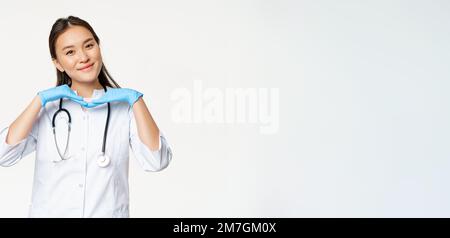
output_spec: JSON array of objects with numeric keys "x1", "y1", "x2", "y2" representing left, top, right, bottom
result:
[{"x1": 78, "y1": 50, "x2": 89, "y2": 62}]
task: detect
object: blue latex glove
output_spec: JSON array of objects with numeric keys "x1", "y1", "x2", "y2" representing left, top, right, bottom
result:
[
  {"x1": 85, "y1": 88, "x2": 143, "y2": 108},
  {"x1": 38, "y1": 85, "x2": 87, "y2": 107}
]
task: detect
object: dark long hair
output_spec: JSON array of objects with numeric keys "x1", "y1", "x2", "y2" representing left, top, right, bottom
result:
[{"x1": 49, "y1": 16, "x2": 120, "y2": 88}]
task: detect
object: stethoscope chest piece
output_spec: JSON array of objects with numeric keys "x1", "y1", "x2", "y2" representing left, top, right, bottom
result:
[{"x1": 97, "y1": 153, "x2": 111, "y2": 168}]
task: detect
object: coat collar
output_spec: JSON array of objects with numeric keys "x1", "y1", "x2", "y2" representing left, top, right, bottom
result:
[{"x1": 73, "y1": 86, "x2": 110, "y2": 100}]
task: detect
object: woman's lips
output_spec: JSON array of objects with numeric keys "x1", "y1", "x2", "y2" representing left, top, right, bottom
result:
[{"x1": 78, "y1": 63, "x2": 94, "y2": 71}]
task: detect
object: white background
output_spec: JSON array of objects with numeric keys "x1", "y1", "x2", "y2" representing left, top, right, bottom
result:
[{"x1": 0, "y1": 0, "x2": 449, "y2": 217}]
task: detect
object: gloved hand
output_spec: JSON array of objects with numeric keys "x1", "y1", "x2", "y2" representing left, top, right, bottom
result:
[
  {"x1": 84, "y1": 88, "x2": 143, "y2": 108},
  {"x1": 38, "y1": 85, "x2": 87, "y2": 107}
]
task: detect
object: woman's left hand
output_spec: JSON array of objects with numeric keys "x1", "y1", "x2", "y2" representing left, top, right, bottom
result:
[{"x1": 85, "y1": 88, "x2": 143, "y2": 108}]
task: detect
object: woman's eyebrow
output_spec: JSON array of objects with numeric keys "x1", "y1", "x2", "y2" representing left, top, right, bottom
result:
[{"x1": 61, "y1": 37, "x2": 94, "y2": 51}]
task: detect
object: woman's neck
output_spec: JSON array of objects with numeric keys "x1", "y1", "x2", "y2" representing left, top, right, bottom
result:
[{"x1": 70, "y1": 80, "x2": 104, "y2": 98}]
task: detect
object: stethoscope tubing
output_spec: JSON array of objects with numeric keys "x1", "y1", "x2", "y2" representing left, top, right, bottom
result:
[{"x1": 51, "y1": 84, "x2": 111, "y2": 166}]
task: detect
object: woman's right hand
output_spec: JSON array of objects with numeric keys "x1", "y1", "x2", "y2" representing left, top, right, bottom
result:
[{"x1": 37, "y1": 84, "x2": 87, "y2": 107}]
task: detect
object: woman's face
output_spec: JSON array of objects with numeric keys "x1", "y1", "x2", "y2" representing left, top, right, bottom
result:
[{"x1": 53, "y1": 25, "x2": 102, "y2": 84}]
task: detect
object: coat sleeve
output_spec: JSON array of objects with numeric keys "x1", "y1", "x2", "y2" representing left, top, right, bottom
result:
[
  {"x1": 128, "y1": 106, "x2": 173, "y2": 172},
  {"x1": 0, "y1": 109, "x2": 42, "y2": 167}
]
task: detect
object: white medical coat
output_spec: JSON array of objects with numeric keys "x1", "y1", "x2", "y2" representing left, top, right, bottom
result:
[{"x1": 0, "y1": 87, "x2": 172, "y2": 217}]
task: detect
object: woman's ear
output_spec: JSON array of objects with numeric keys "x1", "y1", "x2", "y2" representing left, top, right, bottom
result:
[{"x1": 52, "y1": 59, "x2": 64, "y2": 72}]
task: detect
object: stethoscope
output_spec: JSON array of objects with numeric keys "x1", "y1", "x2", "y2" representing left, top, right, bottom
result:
[{"x1": 52, "y1": 84, "x2": 111, "y2": 168}]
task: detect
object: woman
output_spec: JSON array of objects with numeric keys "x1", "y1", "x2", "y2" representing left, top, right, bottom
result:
[{"x1": 0, "y1": 16, "x2": 173, "y2": 217}]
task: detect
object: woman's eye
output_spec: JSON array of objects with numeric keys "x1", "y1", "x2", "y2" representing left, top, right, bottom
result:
[
  {"x1": 66, "y1": 50, "x2": 74, "y2": 55},
  {"x1": 86, "y1": 43, "x2": 94, "y2": 48}
]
